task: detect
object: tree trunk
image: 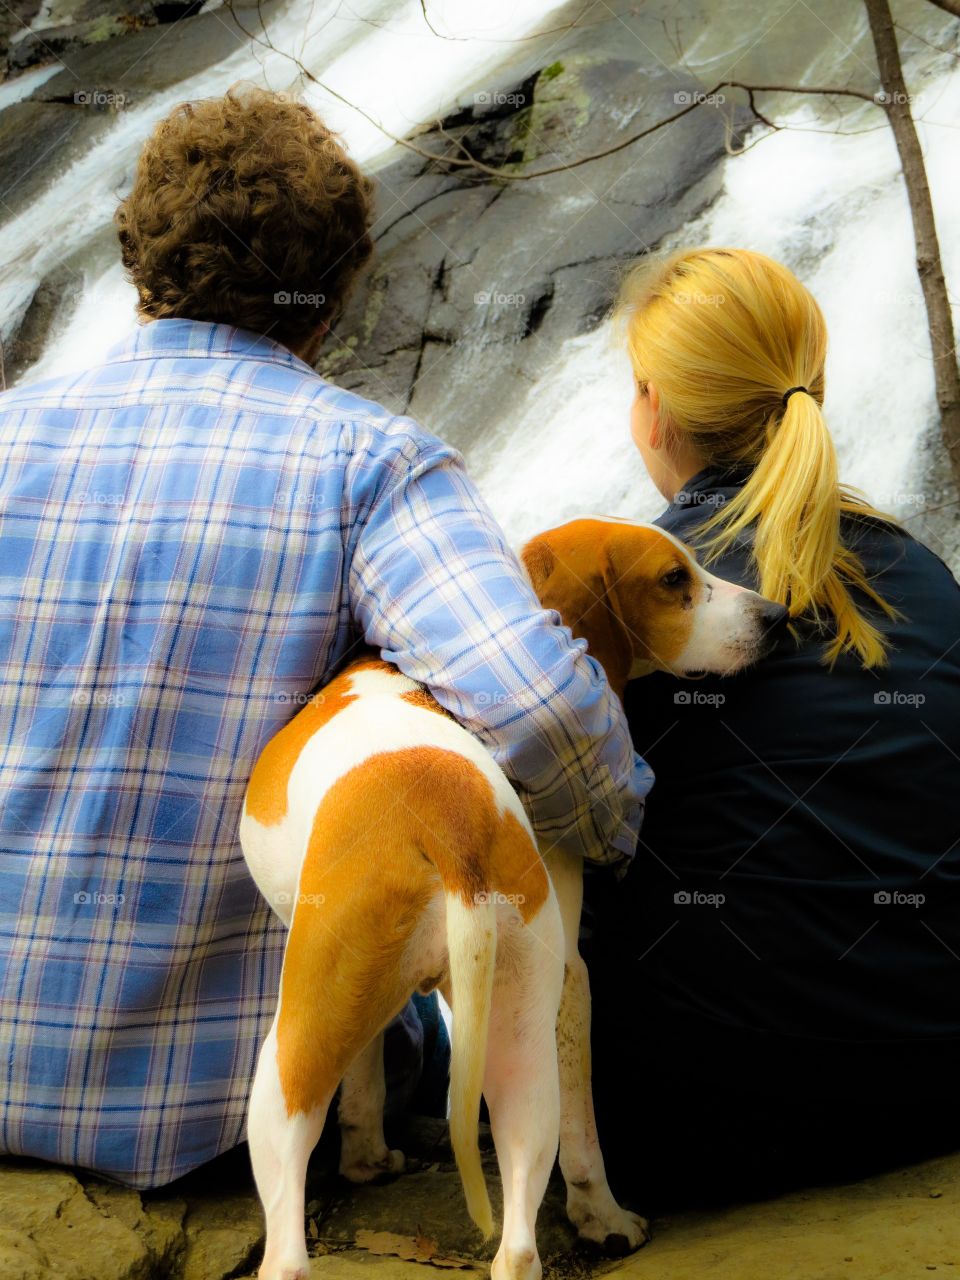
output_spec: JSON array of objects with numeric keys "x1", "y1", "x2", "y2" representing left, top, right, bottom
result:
[{"x1": 863, "y1": 0, "x2": 960, "y2": 487}]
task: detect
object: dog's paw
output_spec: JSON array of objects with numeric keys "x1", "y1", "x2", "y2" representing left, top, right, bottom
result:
[
  {"x1": 258, "y1": 1255, "x2": 310, "y2": 1280},
  {"x1": 339, "y1": 1147, "x2": 406, "y2": 1183},
  {"x1": 567, "y1": 1189, "x2": 650, "y2": 1254}
]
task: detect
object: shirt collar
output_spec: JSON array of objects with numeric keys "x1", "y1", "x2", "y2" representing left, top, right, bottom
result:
[
  {"x1": 673, "y1": 462, "x2": 754, "y2": 507},
  {"x1": 103, "y1": 317, "x2": 317, "y2": 375}
]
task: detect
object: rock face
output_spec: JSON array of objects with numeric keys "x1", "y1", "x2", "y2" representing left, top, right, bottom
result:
[
  {"x1": 0, "y1": 1163, "x2": 187, "y2": 1279},
  {"x1": 0, "y1": 0, "x2": 204, "y2": 81},
  {"x1": 318, "y1": 54, "x2": 758, "y2": 453},
  {"x1": 0, "y1": 0, "x2": 273, "y2": 223}
]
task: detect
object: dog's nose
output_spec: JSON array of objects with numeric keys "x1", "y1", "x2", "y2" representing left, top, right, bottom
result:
[{"x1": 759, "y1": 600, "x2": 790, "y2": 634}]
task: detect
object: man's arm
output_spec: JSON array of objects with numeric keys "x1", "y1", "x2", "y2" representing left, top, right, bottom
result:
[{"x1": 349, "y1": 430, "x2": 653, "y2": 866}]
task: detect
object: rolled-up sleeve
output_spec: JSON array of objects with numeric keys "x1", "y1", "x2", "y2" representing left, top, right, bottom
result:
[{"x1": 348, "y1": 431, "x2": 654, "y2": 866}]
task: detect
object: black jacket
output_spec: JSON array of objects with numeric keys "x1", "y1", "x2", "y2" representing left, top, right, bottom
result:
[{"x1": 586, "y1": 466, "x2": 960, "y2": 1098}]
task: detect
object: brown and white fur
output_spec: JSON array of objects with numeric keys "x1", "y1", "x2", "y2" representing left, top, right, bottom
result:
[{"x1": 240, "y1": 518, "x2": 787, "y2": 1280}]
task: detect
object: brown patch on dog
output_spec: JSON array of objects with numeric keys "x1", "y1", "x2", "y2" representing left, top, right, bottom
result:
[
  {"x1": 245, "y1": 680, "x2": 357, "y2": 826},
  {"x1": 522, "y1": 519, "x2": 701, "y2": 695},
  {"x1": 488, "y1": 811, "x2": 549, "y2": 924},
  {"x1": 401, "y1": 686, "x2": 456, "y2": 720},
  {"x1": 245, "y1": 652, "x2": 399, "y2": 826},
  {"x1": 276, "y1": 746, "x2": 549, "y2": 1115}
]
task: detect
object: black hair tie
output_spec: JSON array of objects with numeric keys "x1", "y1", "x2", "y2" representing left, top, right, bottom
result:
[{"x1": 782, "y1": 385, "x2": 808, "y2": 406}]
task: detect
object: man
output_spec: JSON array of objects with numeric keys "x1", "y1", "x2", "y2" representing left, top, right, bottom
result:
[{"x1": 0, "y1": 88, "x2": 651, "y2": 1188}]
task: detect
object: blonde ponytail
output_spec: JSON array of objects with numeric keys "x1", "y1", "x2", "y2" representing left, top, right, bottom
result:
[{"x1": 616, "y1": 247, "x2": 899, "y2": 668}]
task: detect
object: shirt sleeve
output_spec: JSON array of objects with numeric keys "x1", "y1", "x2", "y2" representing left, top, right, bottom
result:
[{"x1": 348, "y1": 430, "x2": 654, "y2": 866}]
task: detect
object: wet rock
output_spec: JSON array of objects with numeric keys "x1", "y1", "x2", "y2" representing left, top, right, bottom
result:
[
  {"x1": 0, "y1": 99, "x2": 115, "y2": 221},
  {"x1": 3, "y1": 262, "x2": 80, "y2": 386},
  {"x1": 0, "y1": 0, "x2": 212, "y2": 80},
  {"x1": 317, "y1": 54, "x2": 757, "y2": 443},
  {"x1": 0, "y1": 2, "x2": 43, "y2": 59},
  {"x1": 0, "y1": 0, "x2": 272, "y2": 222},
  {"x1": 3, "y1": 5, "x2": 156, "y2": 81}
]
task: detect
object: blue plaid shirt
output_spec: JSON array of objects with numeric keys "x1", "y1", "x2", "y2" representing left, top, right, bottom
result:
[{"x1": 0, "y1": 318, "x2": 652, "y2": 1187}]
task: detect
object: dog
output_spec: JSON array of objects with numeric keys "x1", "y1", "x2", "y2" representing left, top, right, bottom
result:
[{"x1": 240, "y1": 517, "x2": 788, "y2": 1280}]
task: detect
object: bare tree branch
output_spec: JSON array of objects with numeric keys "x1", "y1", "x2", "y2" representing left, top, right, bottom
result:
[
  {"x1": 417, "y1": 0, "x2": 616, "y2": 43},
  {"x1": 221, "y1": 11, "x2": 879, "y2": 182},
  {"x1": 224, "y1": 0, "x2": 958, "y2": 486}
]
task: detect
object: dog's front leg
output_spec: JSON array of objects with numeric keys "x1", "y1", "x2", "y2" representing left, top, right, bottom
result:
[
  {"x1": 338, "y1": 1032, "x2": 406, "y2": 1182},
  {"x1": 545, "y1": 852, "x2": 649, "y2": 1253}
]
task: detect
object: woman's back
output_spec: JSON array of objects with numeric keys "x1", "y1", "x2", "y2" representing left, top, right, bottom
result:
[
  {"x1": 592, "y1": 467, "x2": 960, "y2": 1078},
  {"x1": 592, "y1": 246, "x2": 960, "y2": 1204}
]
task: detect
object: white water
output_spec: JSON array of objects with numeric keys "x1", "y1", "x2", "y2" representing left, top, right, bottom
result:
[
  {"x1": 2, "y1": 0, "x2": 958, "y2": 546},
  {"x1": 2, "y1": 0, "x2": 567, "y2": 378},
  {"x1": 477, "y1": 60, "x2": 960, "y2": 543}
]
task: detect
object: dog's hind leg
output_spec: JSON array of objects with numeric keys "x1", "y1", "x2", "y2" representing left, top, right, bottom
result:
[
  {"x1": 250, "y1": 843, "x2": 435, "y2": 1280},
  {"x1": 481, "y1": 896, "x2": 564, "y2": 1280},
  {"x1": 338, "y1": 1031, "x2": 406, "y2": 1183},
  {"x1": 545, "y1": 851, "x2": 649, "y2": 1253},
  {"x1": 249, "y1": 1016, "x2": 330, "y2": 1280}
]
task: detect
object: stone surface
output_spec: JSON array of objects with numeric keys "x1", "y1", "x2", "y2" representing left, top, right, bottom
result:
[
  {"x1": 0, "y1": 1162, "x2": 185, "y2": 1279},
  {"x1": 0, "y1": 0, "x2": 275, "y2": 221},
  {"x1": 605, "y1": 1150, "x2": 960, "y2": 1280},
  {"x1": 2, "y1": 1118, "x2": 959, "y2": 1280},
  {"x1": 317, "y1": 54, "x2": 759, "y2": 449}
]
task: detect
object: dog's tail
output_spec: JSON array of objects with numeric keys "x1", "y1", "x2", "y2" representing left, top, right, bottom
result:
[{"x1": 444, "y1": 886, "x2": 497, "y2": 1239}]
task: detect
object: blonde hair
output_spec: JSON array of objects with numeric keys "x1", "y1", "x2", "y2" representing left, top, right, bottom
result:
[{"x1": 615, "y1": 247, "x2": 899, "y2": 668}]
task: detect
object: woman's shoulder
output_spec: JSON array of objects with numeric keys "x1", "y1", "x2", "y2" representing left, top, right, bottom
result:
[{"x1": 656, "y1": 473, "x2": 960, "y2": 599}]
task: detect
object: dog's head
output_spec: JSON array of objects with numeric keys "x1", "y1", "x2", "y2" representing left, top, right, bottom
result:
[{"x1": 521, "y1": 517, "x2": 788, "y2": 697}]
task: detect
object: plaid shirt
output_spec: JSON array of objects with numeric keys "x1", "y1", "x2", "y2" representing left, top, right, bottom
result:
[{"x1": 0, "y1": 318, "x2": 651, "y2": 1187}]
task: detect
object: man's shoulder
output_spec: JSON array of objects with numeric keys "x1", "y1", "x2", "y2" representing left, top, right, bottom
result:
[
  {"x1": 296, "y1": 378, "x2": 453, "y2": 464},
  {"x1": 0, "y1": 325, "x2": 458, "y2": 476}
]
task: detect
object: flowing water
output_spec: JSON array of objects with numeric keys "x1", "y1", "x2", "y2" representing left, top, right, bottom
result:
[{"x1": 1, "y1": 0, "x2": 958, "y2": 549}]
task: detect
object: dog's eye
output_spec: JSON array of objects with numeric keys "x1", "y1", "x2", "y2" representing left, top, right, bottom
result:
[{"x1": 661, "y1": 566, "x2": 689, "y2": 588}]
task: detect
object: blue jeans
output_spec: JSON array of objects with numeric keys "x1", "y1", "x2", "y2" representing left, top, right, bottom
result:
[{"x1": 384, "y1": 992, "x2": 450, "y2": 1120}]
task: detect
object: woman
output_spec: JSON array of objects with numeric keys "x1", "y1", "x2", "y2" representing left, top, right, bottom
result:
[{"x1": 583, "y1": 247, "x2": 960, "y2": 1210}]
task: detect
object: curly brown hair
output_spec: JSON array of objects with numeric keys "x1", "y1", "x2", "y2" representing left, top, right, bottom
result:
[{"x1": 115, "y1": 86, "x2": 375, "y2": 352}]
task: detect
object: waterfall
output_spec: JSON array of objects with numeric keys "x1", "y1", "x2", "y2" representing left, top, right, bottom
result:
[{"x1": 1, "y1": 0, "x2": 957, "y2": 554}]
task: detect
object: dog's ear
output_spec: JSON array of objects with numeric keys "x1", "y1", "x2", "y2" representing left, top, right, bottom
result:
[
  {"x1": 521, "y1": 529, "x2": 632, "y2": 698},
  {"x1": 520, "y1": 537, "x2": 556, "y2": 594}
]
